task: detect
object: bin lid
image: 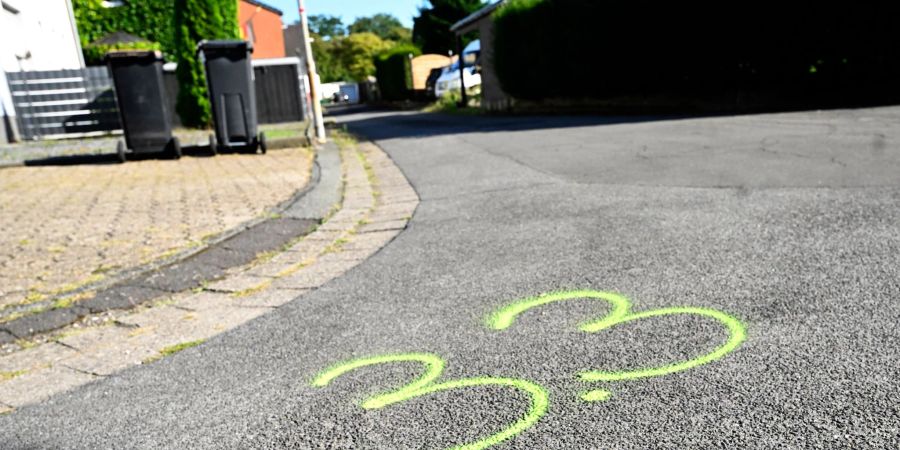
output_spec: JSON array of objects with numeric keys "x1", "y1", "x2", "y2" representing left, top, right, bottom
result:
[
  {"x1": 197, "y1": 40, "x2": 254, "y2": 54},
  {"x1": 105, "y1": 50, "x2": 164, "y2": 62}
]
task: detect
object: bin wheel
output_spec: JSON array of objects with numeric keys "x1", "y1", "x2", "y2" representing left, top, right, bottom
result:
[
  {"x1": 209, "y1": 134, "x2": 218, "y2": 156},
  {"x1": 116, "y1": 140, "x2": 127, "y2": 164},
  {"x1": 171, "y1": 137, "x2": 182, "y2": 160},
  {"x1": 258, "y1": 132, "x2": 267, "y2": 155}
]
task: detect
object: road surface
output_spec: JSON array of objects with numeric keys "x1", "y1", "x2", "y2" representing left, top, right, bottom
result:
[{"x1": 3, "y1": 107, "x2": 900, "y2": 448}]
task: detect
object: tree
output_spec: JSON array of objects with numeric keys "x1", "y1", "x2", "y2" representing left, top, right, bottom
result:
[
  {"x1": 313, "y1": 32, "x2": 393, "y2": 83},
  {"x1": 308, "y1": 15, "x2": 345, "y2": 40},
  {"x1": 173, "y1": 0, "x2": 239, "y2": 128},
  {"x1": 311, "y1": 34, "x2": 348, "y2": 82},
  {"x1": 349, "y1": 14, "x2": 411, "y2": 43},
  {"x1": 336, "y1": 33, "x2": 394, "y2": 81},
  {"x1": 413, "y1": 0, "x2": 483, "y2": 54}
]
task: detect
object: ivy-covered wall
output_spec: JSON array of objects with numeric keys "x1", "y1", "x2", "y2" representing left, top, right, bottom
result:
[
  {"x1": 73, "y1": 0, "x2": 176, "y2": 64},
  {"x1": 173, "y1": 0, "x2": 240, "y2": 127},
  {"x1": 73, "y1": 0, "x2": 240, "y2": 127}
]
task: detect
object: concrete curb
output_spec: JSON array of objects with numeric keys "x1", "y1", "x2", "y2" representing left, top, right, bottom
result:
[{"x1": 0, "y1": 133, "x2": 419, "y2": 412}]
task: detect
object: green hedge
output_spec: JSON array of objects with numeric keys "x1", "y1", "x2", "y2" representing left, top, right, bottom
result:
[
  {"x1": 82, "y1": 41, "x2": 163, "y2": 66},
  {"x1": 73, "y1": 0, "x2": 175, "y2": 60},
  {"x1": 375, "y1": 45, "x2": 422, "y2": 101},
  {"x1": 493, "y1": 0, "x2": 900, "y2": 102},
  {"x1": 173, "y1": 0, "x2": 239, "y2": 128}
]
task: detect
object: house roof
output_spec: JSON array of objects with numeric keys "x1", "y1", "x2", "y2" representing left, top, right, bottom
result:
[
  {"x1": 450, "y1": 0, "x2": 506, "y2": 34},
  {"x1": 242, "y1": 0, "x2": 283, "y2": 16}
]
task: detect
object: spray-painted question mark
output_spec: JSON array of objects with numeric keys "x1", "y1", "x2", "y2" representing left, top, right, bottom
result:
[
  {"x1": 486, "y1": 289, "x2": 746, "y2": 401},
  {"x1": 311, "y1": 289, "x2": 746, "y2": 449}
]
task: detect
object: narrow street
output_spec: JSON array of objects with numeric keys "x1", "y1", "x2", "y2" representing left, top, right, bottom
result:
[{"x1": 3, "y1": 107, "x2": 900, "y2": 448}]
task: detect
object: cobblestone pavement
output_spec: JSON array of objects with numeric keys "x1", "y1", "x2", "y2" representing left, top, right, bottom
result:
[
  {"x1": 0, "y1": 133, "x2": 417, "y2": 411},
  {"x1": 0, "y1": 148, "x2": 313, "y2": 317}
]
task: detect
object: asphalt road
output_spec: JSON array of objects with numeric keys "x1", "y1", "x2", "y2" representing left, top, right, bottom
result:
[{"x1": 3, "y1": 107, "x2": 900, "y2": 448}]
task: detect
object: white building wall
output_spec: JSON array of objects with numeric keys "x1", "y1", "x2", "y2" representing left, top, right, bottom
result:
[
  {"x1": 1, "y1": 0, "x2": 83, "y2": 141},
  {"x1": 0, "y1": 0, "x2": 84, "y2": 73}
]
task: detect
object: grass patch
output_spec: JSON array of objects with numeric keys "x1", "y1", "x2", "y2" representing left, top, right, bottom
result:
[
  {"x1": 91, "y1": 264, "x2": 120, "y2": 275},
  {"x1": 252, "y1": 249, "x2": 280, "y2": 266},
  {"x1": 48, "y1": 274, "x2": 104, "y2": 297},
  {"x1": 0, "y1": 370, "x2": 27, "y2": 382},
  {"x1": 51, "y1": 291, "x2": 95, "y2": 310},
  {"x1": 14, "y1": 339, "x2": 37, "y2": 350},
  {"x1": 274, "y1": 259, "x2": 312, "y2": 278},
  {"x1": 24, "y1": 290, "x2": 46, "y2": 304},
  {"x1": 423, "y1": 91, "x2": 482, "y2": 115},
  {"x1": 263, "y1": 128, "x2": 302, "y2": 140},
  {"x1": 322, "y1": 236, "x2": 351, "y2": 255},
  {"x1": 46, "y1": 245, "x2": 66, "y2": 254},
  {"x1": 144, "y1": 339, "x2": 206, "y2": 364},
  {"x1": 200, "y1": 232, "x2": 220, "y2": 243},
  {"x1": 230, "y1": 280, "x2": 272, "y2": 298}
]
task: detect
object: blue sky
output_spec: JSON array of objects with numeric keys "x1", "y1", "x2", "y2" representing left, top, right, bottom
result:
[{"x1": 266, "y1": 0, "x2": 425, "y2": 28}]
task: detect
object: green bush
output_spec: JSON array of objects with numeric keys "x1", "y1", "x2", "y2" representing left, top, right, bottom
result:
[
  {"x1": 374, "y1": 45, "x2": 422, "y2": 101},
  {"x1": 73, "y1": 0, "x2": 175, "y2": 61},
  {"x1": 493, "y1": 0, "x2": 900, "y2": 102},
  {"x1": 172, "y1": 0, "x2": 239, "y2": 128},
  {"x1": 82, "y1": 41, "x2": 162, "y2": 66}
]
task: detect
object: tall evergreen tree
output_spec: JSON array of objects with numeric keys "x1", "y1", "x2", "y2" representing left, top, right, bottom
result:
[
  {"x1": 413, "y1": 0, "x2": 484, "y2": 54},
  {"x1": 173, "y1": 0, "x2": 239, "y2": 128}
]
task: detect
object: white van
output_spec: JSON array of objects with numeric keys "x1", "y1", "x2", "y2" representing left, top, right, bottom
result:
[{"x1": 435, "y1": 40, "x2": 481, "y2": 98}]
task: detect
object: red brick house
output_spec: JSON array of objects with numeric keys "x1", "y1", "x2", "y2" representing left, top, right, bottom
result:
[{"x1": 239, "y1": 0, "x2": 286, "y2": 59}]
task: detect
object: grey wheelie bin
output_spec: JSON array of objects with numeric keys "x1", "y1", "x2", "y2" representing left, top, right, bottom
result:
[
  {"x1": 197, "y1": 40, "x2": 266, "y2": 155},
  {"x1": 106, "y1": 50, "x2": 181, "y2": 163}
]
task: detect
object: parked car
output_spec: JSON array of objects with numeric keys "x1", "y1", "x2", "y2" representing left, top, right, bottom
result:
[
  {"x1": 425, "y1": 67, "x2": 444, "y2": 99},
  {"x1": 435, "y1": 40, "x2": 481, "y2": 98}
]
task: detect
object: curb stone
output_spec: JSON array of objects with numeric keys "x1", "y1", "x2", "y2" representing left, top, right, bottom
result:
[{"x1": 0, "y1": 134, "x2": 419, "y2": 411}]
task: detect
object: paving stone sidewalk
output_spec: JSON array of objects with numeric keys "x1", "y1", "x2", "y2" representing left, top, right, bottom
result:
[
  {"x1": 0, "y1": 148, "x2": 313, "y2": 318},
  {"x1": 0, "y1": 134, "x2": 418, "y2": 413}
]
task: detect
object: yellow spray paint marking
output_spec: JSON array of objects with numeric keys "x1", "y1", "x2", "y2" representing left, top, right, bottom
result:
[
  {"x1": 311, "y1": 353, "x2": 549, "y2": 450},
  {"x1": 311, "y1": 290, "x2": 745, "y2": 448},
  {"x1": 488, "y1": 290, "x2": 746, "y2": 393}
]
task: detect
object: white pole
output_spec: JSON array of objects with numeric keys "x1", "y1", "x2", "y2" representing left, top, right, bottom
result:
[{"x1": 297, "y1": 0, "x2": 326, "y2": 143}]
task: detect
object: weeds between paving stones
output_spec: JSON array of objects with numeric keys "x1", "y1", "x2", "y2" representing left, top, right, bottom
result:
[
  {"x1": 0, "y1": 370, "x2": 27, "y2": 382},
  {"x1": 143, "y1": 339, "x2": 206, "y2": 364}
]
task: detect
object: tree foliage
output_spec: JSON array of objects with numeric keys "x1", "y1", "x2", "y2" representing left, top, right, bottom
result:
[
  {"x1": 494, "y1": 0, "x2": 900, "y2": 105},
  {"x1": 173, "y1": 0, "x2": 239, "y2": 127},
  {"x1": 412, "y1": 0, "x2": 483, "y2": 54},
  {"x1": 72, "y1": 0, "x2": 174, "y2": 63},
  {"x1": 308, "y1": 15, "x2": 346, "y2": 40},
  {"x1": 313, "y1": 32, "x2": 394, "y2": 82},
  {"x1": 349, "y1": 14, "x2": 411, "y2": 43}
]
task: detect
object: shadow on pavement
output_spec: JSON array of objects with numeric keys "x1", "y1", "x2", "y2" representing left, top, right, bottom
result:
[
  {"x1": 331, "y1": 107, "x2": 703, "y2": 141},
  {"x1": 23, "y1": 146, "x2": 225, "y2": 167}
]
